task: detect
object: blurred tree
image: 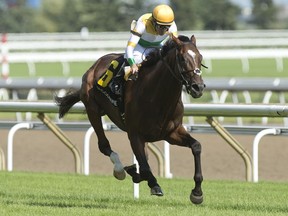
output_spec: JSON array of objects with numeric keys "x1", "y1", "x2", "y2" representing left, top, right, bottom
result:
[
  {"x1": 171, "y1": 0, "x2": 240, "y2": 30},
  {"x1": 80, "y1": 0, "x2": 128, "y2": 31},
  {"x1": 193, "y1": 0, "x2": 241, "y2": 30},
  {"x1": 251, "y1": 0, "x2": 277, "y2": 29},
  {"x1": 56, "y1": 0, "x2": 147, "y2": 32},
  {"x1": 79, "y1": 0, "x2": 153, "y2": 31},
  {"x1": 57, "y1": 0, "x2": 83, "y2": 32},
  {"x1": 170, "y1": 0, "x2": 197, "y2": 30},
  {"x1": 0, "y1": 0, "x2": 37, "y2": 33},
  {"x1": 1, "y1": 0, "x2": 269, "y2": 33},
  {"x1": 39, "y1": 0, "x2": 67, "y2": 32}
]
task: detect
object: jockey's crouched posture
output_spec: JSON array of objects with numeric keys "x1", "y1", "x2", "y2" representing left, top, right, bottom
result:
[{"x1": 110, "y1": 4, "x2": 178, "y2": 95}]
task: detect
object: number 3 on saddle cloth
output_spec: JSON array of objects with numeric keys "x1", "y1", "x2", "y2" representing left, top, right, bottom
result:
[{"x1": 95, "y1": 55, "x2": 128, "y2": 114}]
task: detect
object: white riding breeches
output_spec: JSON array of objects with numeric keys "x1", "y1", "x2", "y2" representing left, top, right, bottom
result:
[{"x1": 124, "y1": 44, "x2": 157, "y2": 64}]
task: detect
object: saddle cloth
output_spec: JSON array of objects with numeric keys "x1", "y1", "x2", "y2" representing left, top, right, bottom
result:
[{"x1": 95, "y1": 55, "x2": 126, "y2": 108}]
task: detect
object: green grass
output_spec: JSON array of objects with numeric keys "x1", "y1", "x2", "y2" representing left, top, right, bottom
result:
[
  {"x1": 7, "y1": 58, "x2": 288, "y2": 78},
  {"x1": 0, "y1": 171, "x2": 287, "y2": 216},
  {"x1": 9, "y1": 62, "x2": 94, "y2": 78},
  {"x1": 202, "y1": 58, "x2": 288, "y2": 77}
]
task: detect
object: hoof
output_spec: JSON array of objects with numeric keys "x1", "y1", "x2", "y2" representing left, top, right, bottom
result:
[
  {"x1": 190, "y1": 192, "x2": 203, "y2": 205},
  {"x1": 110, "y1": 152, "x2": 126, "y2": 180},
  {"x1": 113, "y1": 169, "x2": 126, "y2": 180},
  {"x1": 151, "y1": 185, "x2": 164, "y2": 196}
]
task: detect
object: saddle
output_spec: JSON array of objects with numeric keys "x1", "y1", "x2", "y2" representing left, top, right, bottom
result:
[{"x1": 95, "y1": 55, "x2": 128, "y2": 114}]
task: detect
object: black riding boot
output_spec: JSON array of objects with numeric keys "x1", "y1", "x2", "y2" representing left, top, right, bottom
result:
[
  {"x1": 110, "y1": 76, "x2": 123, "y2": 96},
  {"x1": 109, "y1": 60, "x2": 125, "y2": 96},
  {"x1": 110, "y1": 72, "x2": 125, "y2": 119}
]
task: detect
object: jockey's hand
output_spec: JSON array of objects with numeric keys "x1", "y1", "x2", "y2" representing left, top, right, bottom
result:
[{"x1": 131, "y1": 64, "x2": 139, "y2": 74}]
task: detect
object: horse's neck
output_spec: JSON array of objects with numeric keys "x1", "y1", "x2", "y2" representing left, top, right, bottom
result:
[{"x1": 139, "y1": 58, "x2": 183, "y2": 107}]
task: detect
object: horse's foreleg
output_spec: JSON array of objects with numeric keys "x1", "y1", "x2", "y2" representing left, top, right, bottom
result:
[
  {"x1": 166, "y1": 127, "x2": 203, "y2": 204},
  {"x1": 128, "y1": 137, "x2": 163, "y2": 196},
  {"x1": 85, "y1": 102, "x2": 125, "y2": 180},
  {"x1": 124, "y1": 164, "x2": 141, "y2": 183},
  {"x1": 190, "y1": 140, "x2": 203, "y2": 204}
]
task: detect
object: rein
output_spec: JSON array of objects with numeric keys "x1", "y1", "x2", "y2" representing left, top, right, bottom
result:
[
  {"x1": 201, "y1": 63, "x2": 208, "y2": 69},
  {"x1": 159, "y1": 47, "x2": 203, "y2": 94},
  {"x1": 159, "y1": 49, "x2": 184, "y2": 84}
]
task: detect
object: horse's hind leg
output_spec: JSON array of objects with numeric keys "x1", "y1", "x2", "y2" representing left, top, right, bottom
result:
[{"x1": 84, "y1": 101, "x2": 126, "y2": 180}]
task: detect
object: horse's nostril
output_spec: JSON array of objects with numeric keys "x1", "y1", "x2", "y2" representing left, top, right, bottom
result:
[
  {"x1": 192, "y1": 84, "x2": 200, "y2": 91},
  {"x1": 192, "y1": 83, "x2": 205, "y2": 92}
]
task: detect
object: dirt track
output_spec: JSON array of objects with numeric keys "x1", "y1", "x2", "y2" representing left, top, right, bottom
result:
[{"x1": 0, "y1": 129, "x2": 287, "y2": 181}]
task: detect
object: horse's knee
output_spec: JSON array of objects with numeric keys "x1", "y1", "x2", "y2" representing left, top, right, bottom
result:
[{"x1": 191, "y1": 141, "x2": 201, "y2": 155}]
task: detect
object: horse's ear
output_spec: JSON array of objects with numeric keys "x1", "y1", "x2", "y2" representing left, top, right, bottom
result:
[
  {"x1": 191, "y1": 35, "x2": 196, "y2": 45},
  {"x1": 171, "y1": 34, "x2": 182, "y2": 47}
]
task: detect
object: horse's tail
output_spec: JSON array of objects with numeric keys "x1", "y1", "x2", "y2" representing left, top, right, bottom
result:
[{"x1": 54, "y1": 90, "x2": 81, "y2": 118}]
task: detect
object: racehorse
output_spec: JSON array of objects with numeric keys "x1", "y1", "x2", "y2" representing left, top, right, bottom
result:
[{"x1": 55, "y1": 34, "x2": 206, "y2": 204}]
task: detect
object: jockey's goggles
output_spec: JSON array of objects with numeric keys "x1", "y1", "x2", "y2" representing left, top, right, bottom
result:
[{"x1": 156, "y1": 24, "x2": 171, "y2": 31}]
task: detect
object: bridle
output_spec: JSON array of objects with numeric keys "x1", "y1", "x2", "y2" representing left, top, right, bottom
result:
[{"x1": 160, "y1": 43, "x2": 207, "y2": 94}]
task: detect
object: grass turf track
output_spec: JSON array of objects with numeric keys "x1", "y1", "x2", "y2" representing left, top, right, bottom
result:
[
  {"x1": 7, "y1": 58, "x2": 288, "y2": 78},
  {"x1": 0, "y1": 171, "x2": 287, "y2": 216}
]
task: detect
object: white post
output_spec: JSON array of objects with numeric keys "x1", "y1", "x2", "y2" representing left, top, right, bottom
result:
[
  {"x1": 1, "y1": 33, "x2": 9, "y2": 79},
  {"x1": 83, "y1": 126, "x2": 94, "y2": 176},
  {"x1": 262, "y1": 91, "x2": 273, "y2": 125},
  {"x1": 133, "y1": 155, "x2": 139, "y2": 199},
  {"x1": 275, "y1": 57, "x2": 283, "y2": 72},
  {"x1": 164, "y1": 141, "x2": 173, "y2": 178},
  {"x1": 83, "y1": 124, "x2": 110, "y2": 176},
  {"x1": 26, "y1": 88, "x2": 38, "y2": 121},
  {"x1": 241, "y1": 58, "x2": 249, "y2": 73},
  {"x1": 252, "y1": 128, "x2": 281, "y2": 183},
  {"x1": 7, "y1": 123, "x2": 33, "y2": 171}
]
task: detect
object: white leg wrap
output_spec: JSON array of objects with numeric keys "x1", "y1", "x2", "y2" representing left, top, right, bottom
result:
[{"x1": 110, "y1": 152, "x2": 126, "y2": 180}]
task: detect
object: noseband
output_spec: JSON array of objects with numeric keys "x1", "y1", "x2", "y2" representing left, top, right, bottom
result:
[{"x1": 160, "y1": 46, "x2": 203, "y2": 93}]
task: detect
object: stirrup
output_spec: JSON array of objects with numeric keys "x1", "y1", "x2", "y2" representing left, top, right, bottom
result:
[
  {"x1": 110, "y1": 81, "x2": 122, "y2": 95},
  {"x1": 113, "y1": 84, "x2": 122, "y2": 95}
]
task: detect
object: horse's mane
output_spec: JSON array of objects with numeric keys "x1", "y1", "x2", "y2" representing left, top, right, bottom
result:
[{"x1": 141, "y1": 35, "x2": 190, "y2": 67}]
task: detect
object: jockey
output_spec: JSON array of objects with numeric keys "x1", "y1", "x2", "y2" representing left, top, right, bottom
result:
[
  {"x1": 125, "y1": 4, "x2": 178, "y2": 74},
  {"x1": 110, "y1": 4, "x2": 178, "y2": 96}
]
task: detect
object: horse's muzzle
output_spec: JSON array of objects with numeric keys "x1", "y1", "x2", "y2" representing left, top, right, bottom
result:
[{"x1": 190, "y1": 83, "x2": 206, "y2": 98}]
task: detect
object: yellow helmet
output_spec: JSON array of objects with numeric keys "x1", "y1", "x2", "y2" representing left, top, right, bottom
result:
[{"x1": 152, "y1": 4, "x2": 174, "y2": 25}]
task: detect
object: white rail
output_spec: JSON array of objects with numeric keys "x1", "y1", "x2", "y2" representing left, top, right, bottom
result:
[
  {"x1": 2, "y1": 39, "x2": 288, "y2": 51},
  {"x1": 0, "y1": 101, "x2": 287, "y2": 117},
  {"x1": 2, "y1": 30, "x2": 288, "y2": 75},
  {"x1": 2, "y1": 77, "x2": 288, "y2": 91},
  {"x1": 1, "y1": 49, "x2": 287, "y2": 64},
  {"x1": 0, "y1": 101, "x2": 287, "y2": 183},
  {"x1": 4, "y1": 30, "x2": 288, "y2": 45}
]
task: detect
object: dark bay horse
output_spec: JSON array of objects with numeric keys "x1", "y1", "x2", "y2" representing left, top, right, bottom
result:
[{"x1": 55, "y1": 34, "x2": 205, "y2": 204}]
